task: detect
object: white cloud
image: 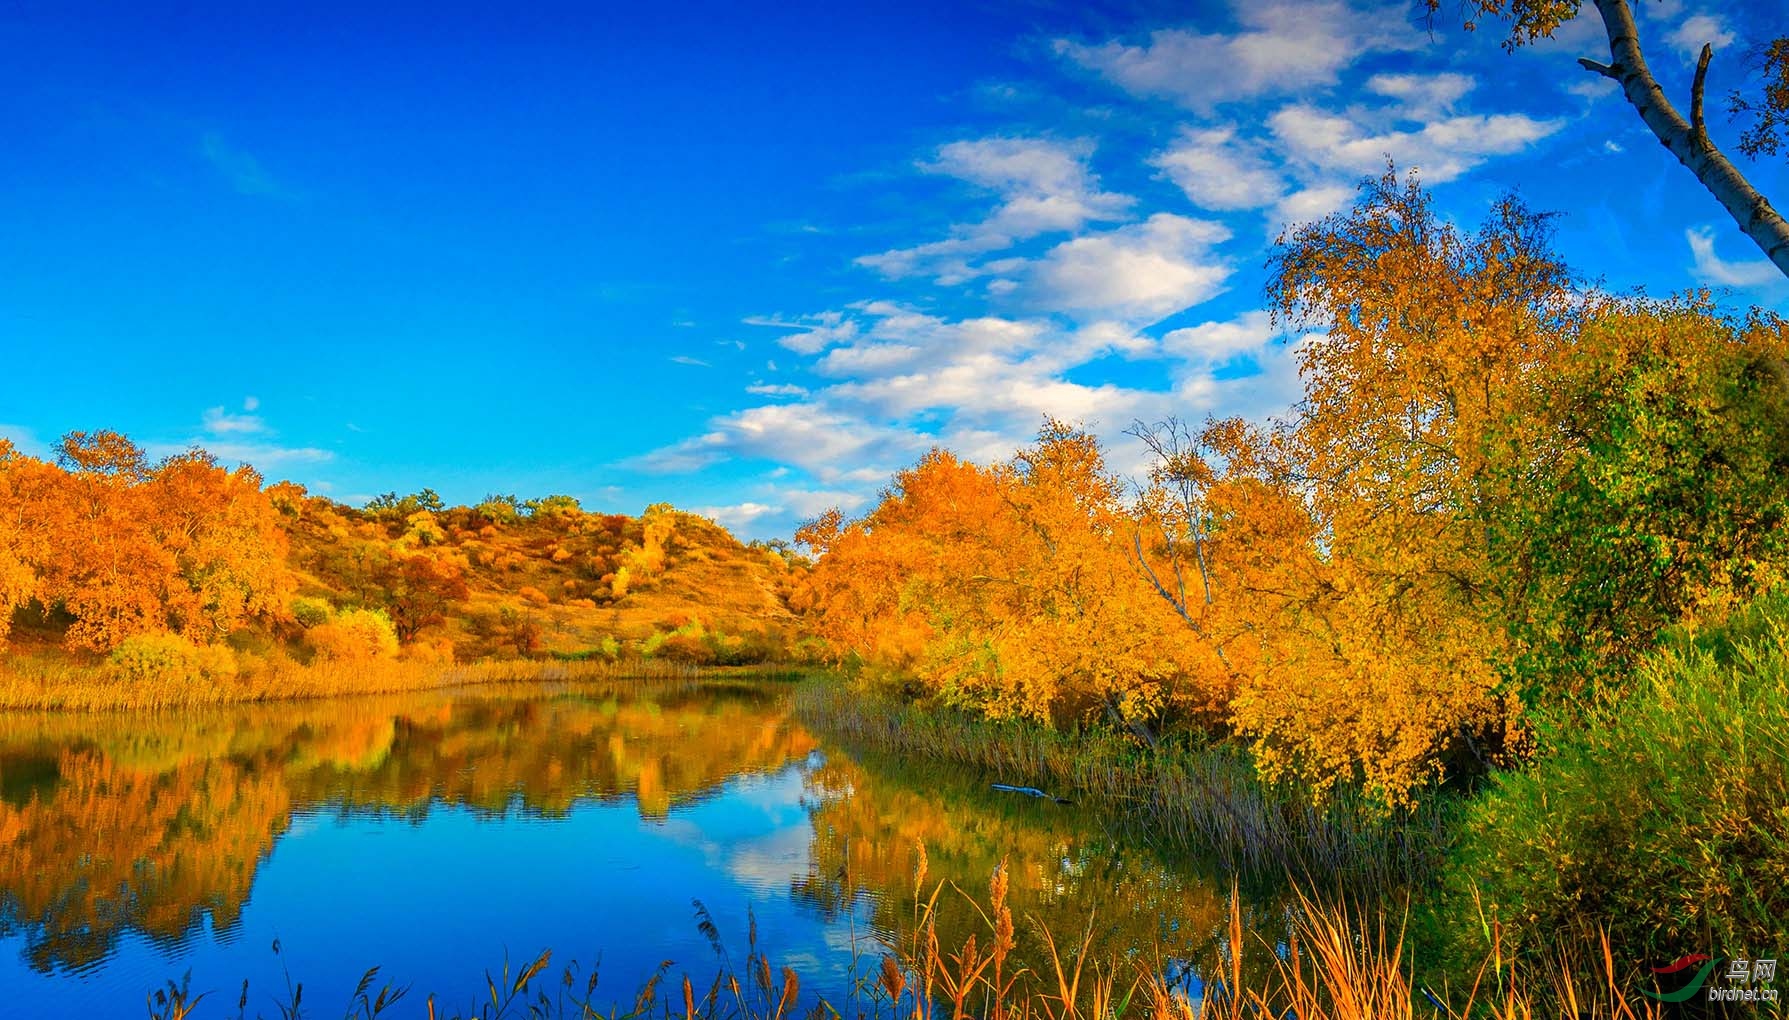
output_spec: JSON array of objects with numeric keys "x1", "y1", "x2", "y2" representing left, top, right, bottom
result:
[
  {"x1": 639, "y1": 302, "x2": 1181, "y2": 491},
  {"x1": 669, "y1": 354, "x2": 711, "y2": 367},
  {"x1": 636, "y1": 402, "x2": 928, "y2": 483},
  {"x1": 1272, "y1": 184, "x2": 1355, "y2": 229},
  {"x1": 1364, "y1": 72, "x2": 1475, "y2": 120},
  {"x1": 1161, "y1": 310, "x2": 1276, "y2": 362},
  {"x1": 1152, "y1": 126, "x2": 1286, "y2": 211},
  {"x1": 746, "y1": 383, "x2": 808, "y2": 397},
  {"x1": 695, "y1": 502, "x2": 780, "y2": 531},
  {"x1": 926, "y1": 137, "x2": 1132, "y2": 238},
  {"x1": 202, "y1": 405, "x2": 267, "y2": 435},
  {"x1": 1566, "y1": 75, "x2": 1618, "y2": 101},
  {"x1": 1686, "y1": 226, "x2": 1787, "y2": 290},
  {"x1": 1055, "y1": 0, "x2": 1419, "y2": 110},
  {"x1": 778, "y1": 488, "x2": 871, "y2": 519},
  {"x1": 857, "y1": 137, "x2": 1132, "y2": 283},
  {"x1": 1665, "y1": 13, "x2": 1734, "y2": 62},
  {"x1": 1269, "y1": 104, "x2": 1562, "y2": 183},
  {"x1": 744, "y1": 312, "x2": 858, "y2": 354},
  {"x1": 1025, "y1": 213, "x2": 1232, "y2": 322}
]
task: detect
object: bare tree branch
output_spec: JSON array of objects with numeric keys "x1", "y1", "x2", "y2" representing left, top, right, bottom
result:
[{"x1": 1587, "y1": 0, "x2": 1789, "y2": 277}]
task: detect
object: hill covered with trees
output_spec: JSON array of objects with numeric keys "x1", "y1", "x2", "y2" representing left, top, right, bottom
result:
[{"x1": 0, "y1": 434, "x2": 809, "y2": 706}]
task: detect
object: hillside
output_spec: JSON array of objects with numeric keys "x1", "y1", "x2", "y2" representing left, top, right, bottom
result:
[
  {"x1": 276, "y1": 487, "x2": 810, "y2": 663},
  {"x1": 0, "y1": 432, "x2": 813, "y2": 695}
]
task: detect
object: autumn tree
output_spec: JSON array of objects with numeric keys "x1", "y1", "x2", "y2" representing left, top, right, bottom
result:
[
  {"x1": 36, "y1": 432, "x2": 171, "y2": 650},
  {"x1": 0, "y1": 440, "x2": 46, "y2": 648},
  {"x1": 147, "y1": 450, "x2": 293, "y2": 641},
  {"x1": 375, "y1": 552, "x2": 470, "y2": 641},
  {"x1": 797, "y1": 423, "x2": 1224, "y2": 733},
  {"x1": 1440, "y1": 0, "x2": 1789, "y2": 276},
  {"x1": 0, "y1": 433, "x2": 294, "y2": 652},
  {"x1": 1128, "y1": 172, "x2": 1580, "y2": 803}
]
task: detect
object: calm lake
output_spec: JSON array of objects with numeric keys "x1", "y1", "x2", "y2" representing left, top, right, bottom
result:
[{"x1": 0, "y1": 677, "x2": 1263, "y2": 1017}]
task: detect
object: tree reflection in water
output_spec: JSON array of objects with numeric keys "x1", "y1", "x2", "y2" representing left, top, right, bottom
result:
[{"x1": 0, "y1": 678, "x2": 1277, "y2": 998}]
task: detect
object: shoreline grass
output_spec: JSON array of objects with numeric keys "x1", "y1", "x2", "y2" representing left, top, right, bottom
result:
[
  {"x1": 139, "y1": 862, "x2": 1666, "y2": 1020},
  {"x1": 792, "y1": 680, "x2": 1452, "y2": 890},
  {"x1": 0, "y1": 652, "x2": 808, "y2": 712}
]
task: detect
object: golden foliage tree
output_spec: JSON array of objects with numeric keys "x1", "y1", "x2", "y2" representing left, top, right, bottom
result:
[{"x1": 798, "y1": 423, "x2": 1222, "y2": 733}]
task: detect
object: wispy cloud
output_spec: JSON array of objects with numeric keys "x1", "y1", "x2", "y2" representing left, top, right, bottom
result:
[
  {"x1": 857, "y1": 137, "x2": 1132, "y2": 284},
  {"x1": 149, "y1": 438, "x2": 334, "y2": 470},
  {"x1": 200, "y1": 132, "x2": 293, "y2": 199},
  {"x1": 746, "y1": 383, "x2": 808, "y2": 397},
  {"x1": 0, "y1": 424, "x2": 49, "y2": 460},
  {"x1": 669, "y1": 354, "x2": 711, "y2": 367},
  {"x1": 203, "y1": 404, "x2": 267, "y2": 435},
  {"x1": 1687, "y1": 226, "x2": 1788, "y2": 291}
]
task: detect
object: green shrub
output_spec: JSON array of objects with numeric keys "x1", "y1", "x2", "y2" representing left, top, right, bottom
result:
[
  {"x1": 291, "y1": 596, "x2": 333, "y2": 628},
  {"x1": 106, "y1": 632, "x2": 238, "y2": 687},
  {"x1": 1433, "y1": 595, "x2": 1789, "y2": 971}
]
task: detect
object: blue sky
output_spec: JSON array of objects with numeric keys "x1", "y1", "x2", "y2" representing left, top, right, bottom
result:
[{"x1": 3, "y1": 0, "x2": 1786, "y2": 538}]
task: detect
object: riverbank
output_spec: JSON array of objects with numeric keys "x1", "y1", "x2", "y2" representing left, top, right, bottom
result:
[
  {"x1": 0, "y1": 649, "x2": 802, "y2": 711},
  {"x1": 793, "y1": 604, "x2": 1789, "y2": 1002},
  {"x1": 792, "y1": 679, "x2": 1452, "y2": 890}
]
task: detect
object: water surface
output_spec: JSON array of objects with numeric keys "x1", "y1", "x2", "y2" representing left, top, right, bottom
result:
[{"x1": 0, "y1": 678, "x2": 1261, "y2": 1017}]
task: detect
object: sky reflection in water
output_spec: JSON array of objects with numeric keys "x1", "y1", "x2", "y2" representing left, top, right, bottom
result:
[{"x1": 0, "y1": 679, "x2": 1242, "y2": 1017}]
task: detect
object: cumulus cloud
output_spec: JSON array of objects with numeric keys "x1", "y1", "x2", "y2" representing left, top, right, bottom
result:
[
  {"x1": 1152, "y1": 126, "x2": 1286, "y2": 211},
  {"x1": 1272, "y1": 184, "x2": 1355, "y2": 228},
  {"x1": 1665, "y1": 13, "x2": 1734, "y2": 62},
  {"x1": 926, "y1": 137, "x2": 1132, "y2": 238},
  {"x1": 1025, "y1": 213, "x2": 1233, "y2": 322},
  {"x1": 639, "y1": 301, "x2": 1183, "y2": 494},
  {"x1": 1055, "y1": 0, "x2": 1419, "y2": 110},
  {"x1": 1161, "y1": 310, "x2": 1276, "y2": 362},
  {"x1": 1364, "y1": 72, "x2": 1475, "y2": 120},
  {"x1": 695, "y1": 502, "x2": 780, "y2": 530},
  {"x1": 779, "y1": 488, "x2": 871, "y2": 519},
  {"x1": 636, "y1": 402, "x2": 929, "y2": 482},
  {"x1": 1269, "y1": 104, "x2": 1562, "y2": 183}
]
